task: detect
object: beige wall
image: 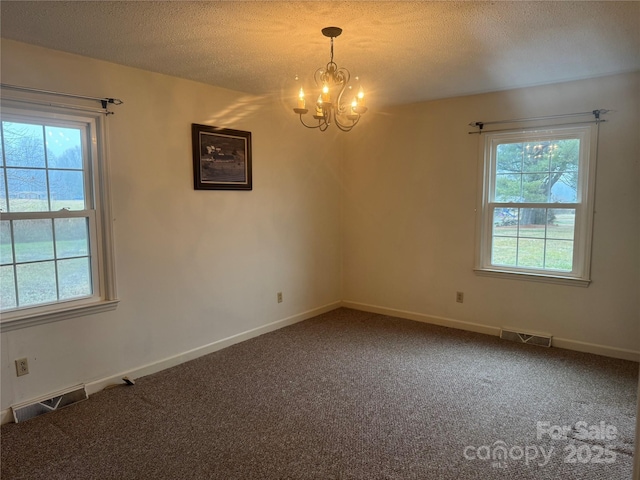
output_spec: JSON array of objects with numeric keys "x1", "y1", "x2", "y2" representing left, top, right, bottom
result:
[
  {"x1": 1, "y1": 38, "x2": 638, "y2": 414},
  {"x1": 343, "y1": 71, "x2": 640, "y2": 356},
  {"x1": 0, "y1": 39, "x2": 344, "y2": 411}
]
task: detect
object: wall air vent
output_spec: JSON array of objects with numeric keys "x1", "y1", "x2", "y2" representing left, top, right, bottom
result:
[
  {"x1": 500, "y1": 329, "x2": 552, "y2": 348},
  {"x1": 11, "y1": 385, "x2": 87, "y2": 423}
]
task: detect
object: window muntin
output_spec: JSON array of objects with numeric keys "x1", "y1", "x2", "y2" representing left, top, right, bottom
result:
[
  {"x1": 0, "y1": 111, "x2": 100, "y2": 313},
  {"x1": 476, "y1": 126, "x2": 595, "y2": 284},
  {"x1": 491, "y1": 207, "x2": 575, "y2": 271},
  {"x1": 494, "y1": 138, "x2": 580, "y2": 203}
]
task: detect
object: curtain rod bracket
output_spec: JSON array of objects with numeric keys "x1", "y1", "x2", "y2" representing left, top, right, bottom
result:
[{"x1": 101, "y1": 98, "x2": 122, "y2": 114}]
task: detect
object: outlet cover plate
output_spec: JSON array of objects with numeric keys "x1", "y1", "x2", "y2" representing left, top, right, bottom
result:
[{"x1": 15, "y1": 358, "x2": 29, "y2": 377}]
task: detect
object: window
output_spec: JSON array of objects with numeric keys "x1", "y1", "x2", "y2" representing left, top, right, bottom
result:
[
  {"x1": 0, "y1": 101, "x2": 117, "y2": 330},
  {"x1": 475, "y1": 125, "x2": 597, "y2": 286}
]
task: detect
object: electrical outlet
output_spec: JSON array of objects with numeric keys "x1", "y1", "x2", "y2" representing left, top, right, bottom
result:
[
  {"x1": 277, "y1": 292, "x2": 283, "y2": 303},
  {"x1": 15, "y1": 357, "x2": 29, "y2": 377},
  {"x1": 456, "y1": 291, "x2": 464, "y2": 304}
]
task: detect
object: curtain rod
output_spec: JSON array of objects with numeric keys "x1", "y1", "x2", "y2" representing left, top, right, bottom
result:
[
  {"x1": 467, "y1": 119, "x2": 606, "y2": 135},
  {"x1": 468, "y1": 109, "x2": 608, "y2": 133},
  {"x1": 0, "y1": 83, "x2": 123, "y2": 114}
]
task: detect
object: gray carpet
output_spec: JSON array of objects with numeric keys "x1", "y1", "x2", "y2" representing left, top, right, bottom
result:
[{"x1": 1, "y1": 308, "x2": 638, "y2": 479}]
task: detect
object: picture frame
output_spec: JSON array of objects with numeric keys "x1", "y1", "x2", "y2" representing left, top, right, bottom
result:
[{"x1": 192, "y1": 124, "x2": 252, "y2": 190}]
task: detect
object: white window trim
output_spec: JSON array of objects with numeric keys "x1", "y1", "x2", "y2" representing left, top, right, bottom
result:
[
  {"x1": 474, "y1": 124, "x2": 598, "y2": 287},
  {"x1": 0, "y1": 98, "x2": 118, "y2": 332}
]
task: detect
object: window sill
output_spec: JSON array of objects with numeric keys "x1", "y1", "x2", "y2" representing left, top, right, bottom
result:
[
  {"x1": 0, "y1": 299, "x2": 120, "y2": 333},
  {"x1": 474, "y1": 268, "x2": 591, "y2": 287}
]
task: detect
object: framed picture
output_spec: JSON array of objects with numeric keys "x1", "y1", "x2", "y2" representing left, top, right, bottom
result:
[{"x1": 192, "y1": 124, "x2": 252, "y2": 190}]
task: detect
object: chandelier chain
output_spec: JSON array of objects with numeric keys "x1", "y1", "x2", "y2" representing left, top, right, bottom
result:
[{"x1": 330, "y1": 37, "x2": 334, "y2": 64}]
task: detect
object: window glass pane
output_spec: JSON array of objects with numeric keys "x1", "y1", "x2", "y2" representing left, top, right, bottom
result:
[
  {"x1": 49, "y1": 170, "x2": 85, "y2": 210},
  {"x1": 517, "y1": 238, "x2": 545, "y2": 268},
  {"x1": 54, "y1": 218, "x2": 89, "y2": 258},
  {"x1": 2, "y1": 122, "x2": 45, "y2": 168},
  {"x1": 0, "y1": 168, "x2": 7, "y2": 212},
  {"x1": 547, "y1": 209, "x2": 575, "y2": 240},
  {"x1": 0, "y1": 265, "x2": 17, "y2": 309},
  {"x1": 549, "y1": 140, "x2": 579, "y2": 202},
  {"x1": 0, "y1": 221, "x2": 13, "y2": 265},
  {"x1": 16, "y1": 261, "x2": 57, "y2": 307},
  {"x1": 496, "y1": 143, "x2": 523, "y2": 173},
  {"x1": 522, "y1": 142, "x2": 551, "y2": 173},
  {"x1": 6, "y1": 168, "x2": 49, "y2": 212},
  {"x1": 550, "y1": 139, "x2": 579, "y2": 172},
  {"x1": 549, "y1": 173, "x2": 577, "y2": 203},
  {"x1": 490, "y1": 208, "x2": 576, "y2": 273},
  {"x1": 493, "y1": 208, "x2": 518, "y2": 236},
  {"x1": 45, "y1": 127, "x2": 83, "y2": 169},
  {"x1": 58, "y1": 257, "x2": 91, "y2": 300},
  {"x1": 522, "y1": 174, "x2": 549, "y2": 202},
  {"x1": 518, "y1": 208, "x2": 547, "y2": 238},
  {"x1": 544, "y1": 240, "x2": 573, "y2": 271},
  {"x1": 13, "y1": 219, "x2": 54, "y2": 263},
  {"x1": 495, "y1": 174, "x2": 522, "y2": 202},
  {"x1": 492, "y1": 237, "x2": 517, "y2": 266}
]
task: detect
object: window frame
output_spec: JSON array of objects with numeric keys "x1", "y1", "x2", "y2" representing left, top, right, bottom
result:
[
  {"x1": 474, "y1": 125, "x2": 598, "y2": 287},
  {"x1": 0, "y1": 99, "x2": 118, "y2": 331}
]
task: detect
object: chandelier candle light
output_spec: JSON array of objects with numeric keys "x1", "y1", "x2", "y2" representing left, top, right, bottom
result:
[{"x1": 294, "y1": 27, "x2": 367, "y2": 132}]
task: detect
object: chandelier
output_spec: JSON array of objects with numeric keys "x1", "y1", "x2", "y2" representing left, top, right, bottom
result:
[{"x1": 293, "y1": 27, "x2": 367, "y2": 132}]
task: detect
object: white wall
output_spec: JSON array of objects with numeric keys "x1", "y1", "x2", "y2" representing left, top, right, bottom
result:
[
  {"x1": 0, "y1": 39, "x2": 344, "y2": 412},
  {"x1": 343, "y1": 72, "x2": 640, "y2": 358}
]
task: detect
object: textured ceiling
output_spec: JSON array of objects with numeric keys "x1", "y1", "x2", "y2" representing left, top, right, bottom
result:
[{"x1": 1, "y1": 1, "x2": 639, "y2": 107}]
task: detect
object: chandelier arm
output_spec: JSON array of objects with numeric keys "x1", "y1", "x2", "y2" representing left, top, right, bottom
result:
[
  {"x1": 299, "y1": 114, "x2": 327, "y2": 129},
  {"x1": 334, "y1": 67, "x2": 351, "y2": 115},
  {"x1": 314, "y1": 67, "x2": 326, "y2": 87},
  {"x1": 334, "y1": 122, "x2": 353, "y2": 132},
  {"x1": 323, "y1": 108, "x2": 332, "y2": 128},
  {"x1": 334, "y1": 114, "x2": 360, "y2": 132}
]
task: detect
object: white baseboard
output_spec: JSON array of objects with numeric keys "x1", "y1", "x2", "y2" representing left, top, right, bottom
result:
[
  {"x1": 1, "y1": 301, "x2": 342, "y2": 425},
  {"x1": 341, "y1": 301, "x2": 501, "y2": 336},
  {"x1": 341, "y1": 300, "x2": 640, "y2": 362},
  {"x1": 551, "y1": 337, "x2": 640, "y2": 362}
]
